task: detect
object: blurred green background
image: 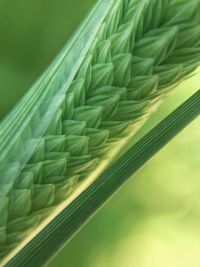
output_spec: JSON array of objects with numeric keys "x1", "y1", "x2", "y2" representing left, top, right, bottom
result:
[
  {"x1": 0, "y1": 0, "x2": 95, "y2": 120},
  {"x1": 0, "y1": 1, "x2": 200, "y2": 267}
]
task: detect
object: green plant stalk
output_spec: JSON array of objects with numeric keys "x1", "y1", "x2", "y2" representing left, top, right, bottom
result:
[
  {"x1": 5, "y1": 90, "x2": 200, "y2": 267},
  {"x1": 1, "y1": 0, "x2": 200, "y2": 262}
]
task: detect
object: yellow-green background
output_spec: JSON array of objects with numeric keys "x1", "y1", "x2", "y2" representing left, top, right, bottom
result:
[{"x1": 0, "y1": 1, "x2": 200, "y2": 267}]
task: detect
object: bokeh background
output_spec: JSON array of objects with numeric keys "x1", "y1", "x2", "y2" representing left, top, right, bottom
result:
[{"x1": 0, "y1": 1, "x2": 200, "y2": 267}]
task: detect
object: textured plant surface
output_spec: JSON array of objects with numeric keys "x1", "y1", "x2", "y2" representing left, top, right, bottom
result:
[{"x1": 0, "y1": 0, "x2": 200, "y2": 261}]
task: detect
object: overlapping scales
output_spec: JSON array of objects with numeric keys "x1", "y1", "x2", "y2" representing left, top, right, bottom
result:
[{"x1": 1, "y1": 0, "x2": 200, "y2": 258}]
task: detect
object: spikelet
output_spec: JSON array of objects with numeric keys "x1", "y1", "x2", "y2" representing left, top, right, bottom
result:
[{"x1": 0, "y1": 0, "x2": 200, "y2": 260}]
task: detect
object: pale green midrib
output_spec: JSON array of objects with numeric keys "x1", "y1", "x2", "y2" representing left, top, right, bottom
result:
[
  {"x1": 1, "y1": 0, "x2": 200, "y2": 260},
  {"x1": 0, "y1": 0, "x2": 113, "y2": 164}
]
